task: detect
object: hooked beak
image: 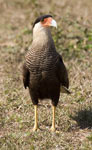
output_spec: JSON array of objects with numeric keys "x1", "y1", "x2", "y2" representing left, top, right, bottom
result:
[
  {"x1": 41, "y1": 17, "x2": 57, "y2": 28},
  {"x1": 50, "y1": 19, "x2": 57, "y2": 28}
]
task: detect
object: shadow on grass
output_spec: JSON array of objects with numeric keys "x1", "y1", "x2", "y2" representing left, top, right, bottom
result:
[{"x1": 72, "y1": 107, "x2": 92, "y2": 129}]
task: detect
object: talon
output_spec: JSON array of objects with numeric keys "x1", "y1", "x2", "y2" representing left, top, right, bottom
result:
[
  {"x1": 33, "y1": 126, "x2": 38, "y2": 132},
  {"x1": 50, "y1": 127, "x2": 55, "y2": 132},
  {"x1": 56, "y1": 130, "x2": 60, "y2": 133}
]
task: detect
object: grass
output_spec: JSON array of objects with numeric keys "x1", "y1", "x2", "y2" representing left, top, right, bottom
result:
[{"x1": 0, "y1": 0, "x2": 92, "y2": 149}]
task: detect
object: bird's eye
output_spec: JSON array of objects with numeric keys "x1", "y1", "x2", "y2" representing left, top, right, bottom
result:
[{"x1": 41, "y1": 18, "x2": 44, "y2": 22}]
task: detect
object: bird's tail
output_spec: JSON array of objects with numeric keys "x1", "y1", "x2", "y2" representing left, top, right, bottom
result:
[{"x1": 60, "y1": 86, "x2": 71, "y2": 94}]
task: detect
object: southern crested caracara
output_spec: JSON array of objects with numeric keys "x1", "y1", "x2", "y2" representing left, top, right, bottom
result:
[{"x1": 23, "y1": 15, "x2": 70, "y2": 131}]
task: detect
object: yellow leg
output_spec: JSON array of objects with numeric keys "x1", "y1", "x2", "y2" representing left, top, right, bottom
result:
[
  {"x1": 50, "y1": 105, "x2": 56, "y2": 131},
  {"x1": 33, "y1": 105, "x2": 38, "y2": 131}
]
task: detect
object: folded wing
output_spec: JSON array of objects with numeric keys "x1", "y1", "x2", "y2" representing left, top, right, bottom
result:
[
  {"x1": 56, "y1": 55, "x2": 70, "y2": 94},
  {"x1": 23, "y1": 63, "x2": 30, "y2": 89}
]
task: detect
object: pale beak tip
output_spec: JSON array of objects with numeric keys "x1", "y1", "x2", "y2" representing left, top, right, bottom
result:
[{"x1": 51, "y1": 19, "x2": 57, "y2": 28}]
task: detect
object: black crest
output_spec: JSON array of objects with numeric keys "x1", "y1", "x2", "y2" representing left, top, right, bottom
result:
[{"x1": 33, "y1": 14, "x2": 52, "y2": 28}]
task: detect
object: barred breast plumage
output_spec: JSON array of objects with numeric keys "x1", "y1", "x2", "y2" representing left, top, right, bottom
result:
[
  {"x1": 25, "y1": 39, "x2": 61, "y2": 102},
  {"x1": 26, "y1": 41, "x2": 58, "y2": 74}
]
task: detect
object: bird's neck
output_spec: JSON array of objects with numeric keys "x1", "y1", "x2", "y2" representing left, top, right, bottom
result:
[{"x1": 33, "y1": 26, "x2": 53, "y2": 45}]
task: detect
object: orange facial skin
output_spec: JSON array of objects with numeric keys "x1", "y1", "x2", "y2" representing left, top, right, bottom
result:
[{"x1": 41, "y1": 17, "x2": 52, "y2": 27}]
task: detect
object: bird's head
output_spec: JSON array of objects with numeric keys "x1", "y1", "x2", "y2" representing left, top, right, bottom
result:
[{"x1": 33, "y1": 15, "x2": 57, "y2": 31}]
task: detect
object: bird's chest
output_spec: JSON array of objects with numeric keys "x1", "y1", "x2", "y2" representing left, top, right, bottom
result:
[{"x1": 26, "y1": 47, "x2": 57, "y2": 72}]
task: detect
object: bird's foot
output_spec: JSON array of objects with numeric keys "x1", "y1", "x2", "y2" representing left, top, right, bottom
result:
[
  {"x1": 50, "y1": 127, "x2": 60, "y2": 133},
  {"x1": 50, "y1": 126, "x2": 55, "y2": 132},
  {"x1": 32, "y1": 126, "x2": 38, "y2": 132}
]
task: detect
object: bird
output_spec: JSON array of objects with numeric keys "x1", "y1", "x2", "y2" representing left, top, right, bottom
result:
[{"x1": 23, "y1": 14, "x2": 70, "y2": 132}]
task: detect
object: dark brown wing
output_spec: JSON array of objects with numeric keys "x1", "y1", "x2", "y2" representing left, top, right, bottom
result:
[
  {"x1": 23, "y1": 63, "x2": 30, "y2": 89},
  {"x1": 56, "y1": 54, "x2": 69, "y2": 89}
]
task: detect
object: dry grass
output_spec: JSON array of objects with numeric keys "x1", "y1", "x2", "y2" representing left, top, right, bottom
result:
[{"x1": 0, "y1": 0, "x2": 92, "y2": 149}]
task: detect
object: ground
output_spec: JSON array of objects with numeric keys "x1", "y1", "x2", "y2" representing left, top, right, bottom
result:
[{"x1": 0, "y1": 0, "x2": 92, "y2": 149}]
